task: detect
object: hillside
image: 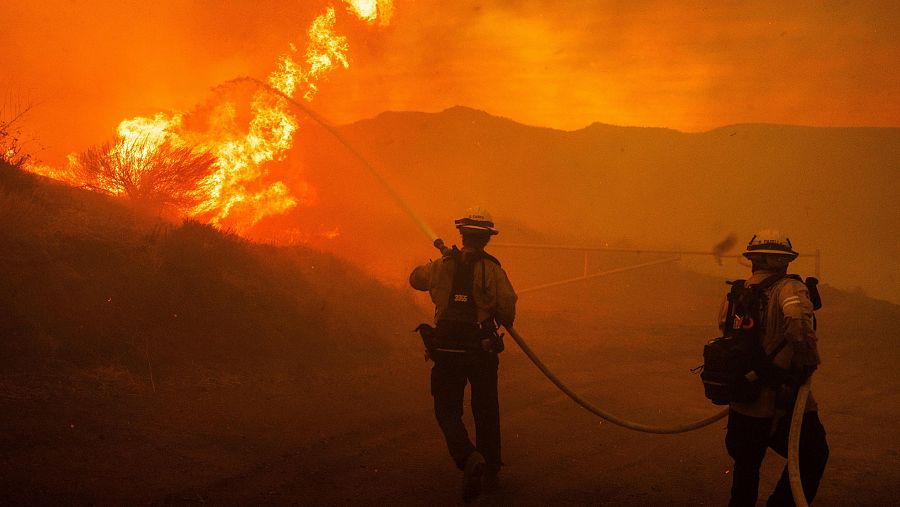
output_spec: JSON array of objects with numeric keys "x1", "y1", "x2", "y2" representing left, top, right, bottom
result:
[
  {"x1": 2, "y1": 155, "x2": 900, "y2": 505},
  {"x1": 0, "y1": 160, "x2": 427, "y2": 504},
  {"x1": 259, "y1": 107, "x2": 899, "y2": 304},
  {"x1": 0, "y1": 160, "x2": 422, "y2": 375}
]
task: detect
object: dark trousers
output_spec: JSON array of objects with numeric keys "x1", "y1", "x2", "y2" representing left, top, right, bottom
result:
[
  {"x1": 726, "y1": 409, "x2": 829, "y2": 506},
  {"x1": 431, "y1": 351, "x2": 501, "y2": 471}
]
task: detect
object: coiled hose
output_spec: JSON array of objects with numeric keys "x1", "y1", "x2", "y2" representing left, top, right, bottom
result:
[{"x1": 236, "y1": 74, "x2": 807, "y2": 503}]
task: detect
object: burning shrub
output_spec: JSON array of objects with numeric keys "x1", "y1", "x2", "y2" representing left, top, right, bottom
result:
[
  {"x1": 72, "y1": 136, "x2": 217, "y2": 214},
  {"x1": 0, "y1": 102, "x2": 37, "y2": 168}
]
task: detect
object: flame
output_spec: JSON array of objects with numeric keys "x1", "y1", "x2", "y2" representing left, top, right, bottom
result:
[
  {"x1": 107, "y1": 114, "x2": 187, "y2": 197},
  {"x1": 344, "y1": 0, "x2": 393, "y2": 24},
  {"x1": 21, "y1": 161, "x2": 74, "y2": 182},
  {"x1": 270, "y1": 6, "x2": 351, "y2": 102},
  {"x1": 26, "y1": 1, "x2": 393, "y2": 234},
  {"x1": 116, "y1": 113, "x2": 183, "y2": 154}
]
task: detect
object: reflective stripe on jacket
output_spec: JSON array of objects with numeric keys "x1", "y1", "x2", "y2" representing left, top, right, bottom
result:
[{"x1": 409, "y1": 249, "x2": 517, "y2": 328}]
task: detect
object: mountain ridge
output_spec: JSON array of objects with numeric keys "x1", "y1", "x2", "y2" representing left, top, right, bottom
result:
[
  {"x1": 349, "y1": 105, "x2": 899, "y2": 135},
  {"x1": 275, "y1": 105, "x2": 899, "y2": 302}
]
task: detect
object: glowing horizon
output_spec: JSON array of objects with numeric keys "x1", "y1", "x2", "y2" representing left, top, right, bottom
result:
[{"x1": 2, "y1": 0, "x2": 897, "y2": 167}]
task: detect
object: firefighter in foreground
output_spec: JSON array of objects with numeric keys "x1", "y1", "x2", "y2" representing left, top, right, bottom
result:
[
  {"x1": 718, "y1": 231, "x2": 829, "y2": 506},
  {"x1": 410, "y1": 207, "x2": 517, "y2": 502}
]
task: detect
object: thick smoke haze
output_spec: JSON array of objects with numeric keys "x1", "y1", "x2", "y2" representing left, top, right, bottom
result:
[
  {"x1": 3, "y1": 1, "x2": 899, "y2": 166},
  {"x1": 2, "y1": 3, "x2": 900, "y2": 503},
  {"x1": 3, "y1": 0, "x2": 898, "y2": 302}
]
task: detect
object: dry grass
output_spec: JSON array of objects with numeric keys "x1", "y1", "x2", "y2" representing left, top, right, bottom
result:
[{"x1": 0, "y1": 161, "x2": 419, "y2": 381}]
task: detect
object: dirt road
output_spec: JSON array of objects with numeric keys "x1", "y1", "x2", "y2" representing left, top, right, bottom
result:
[
  {"x1": 3, "y1": 310, "x2": 899, "y2": 506},
  {"x1": 162, "y1": 323, "x2": 898, "y2": 506}
]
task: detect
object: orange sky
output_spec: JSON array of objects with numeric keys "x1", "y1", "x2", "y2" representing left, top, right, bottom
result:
[{"x1": 2, "y1": 0, "x2": 898, "y2": 166}]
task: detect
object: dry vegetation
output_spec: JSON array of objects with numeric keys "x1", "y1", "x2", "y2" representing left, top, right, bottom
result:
[
  {"x1": 0, "y1": 102, "x2": 37, "y2": 168},
  {"x1": 71, "y1": 137, "x2": 217, "y2": 213},
  {"x1": 0, "y1": 160, "x2": 418, "y2": 377}
]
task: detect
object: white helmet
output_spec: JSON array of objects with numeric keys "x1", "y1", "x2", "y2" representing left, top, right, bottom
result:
[
  {"x1": 742, "y1": 229, "x2": 799, "y2": 259},
  {"x1": 455, "y1": 206, "x2": 499, "y2": 235}
]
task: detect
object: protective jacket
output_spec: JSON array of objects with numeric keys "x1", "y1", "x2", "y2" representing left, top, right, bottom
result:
[
  {"x1": 409, "y1": 248, "x2": 517, "y2": 328},
  {"x1": 717, "y1": 268, "x2": 820, "y2": 417}
]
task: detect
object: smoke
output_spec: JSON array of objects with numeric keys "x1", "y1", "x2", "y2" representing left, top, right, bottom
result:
[
  {"x1": 4, "y1": 0, "x2": 898, "y2": 168},
  {"x1": 712, "y1": 233, "x2": 737, "y2": 266},
  {"x1": 310, "y1": 0, "x2": 900, "y2": 133}
]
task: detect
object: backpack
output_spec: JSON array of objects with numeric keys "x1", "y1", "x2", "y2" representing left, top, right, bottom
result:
[
  {"x1": 699, "y1": 274, "x2": 821, "y2": 405},
  {"x1": 415, "y1": 248, "x2": 505, "y2": 356}
]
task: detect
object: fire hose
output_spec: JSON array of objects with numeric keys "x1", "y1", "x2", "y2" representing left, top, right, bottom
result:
[
  {"x1": 789, "y1": 378, "x2": 813, "y2": 507},
  {"x1": 238, "y1": 75, "x2": 809, "y2": 503},
  {"x1": 506, "y1": 325, "x2": 727, "y2": 433}
]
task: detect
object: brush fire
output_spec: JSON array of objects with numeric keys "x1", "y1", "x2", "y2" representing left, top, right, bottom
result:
[
  {"x1": 25, "y1": 0, "x2": 392, "y2": 232},
  {"x1": 2, "y1": 1, "x2": 899, "y2": 506}
]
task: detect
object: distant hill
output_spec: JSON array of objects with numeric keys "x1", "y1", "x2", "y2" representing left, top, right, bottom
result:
[
  {"x1": 0, "y1": 161, "x2": 421, "y2": 376},
  {"x1": 260, "y1": 106, "x2": 898, "y2": 303}
]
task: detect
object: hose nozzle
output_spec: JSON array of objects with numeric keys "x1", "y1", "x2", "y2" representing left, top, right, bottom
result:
[{"x1": 434, "y1": 238, "x2": 452, "y2": 257}]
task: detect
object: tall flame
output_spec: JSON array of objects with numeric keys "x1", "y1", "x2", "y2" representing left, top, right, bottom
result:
[{"x1": 26, "y1": 0, "x2": 394, "y2": 233}]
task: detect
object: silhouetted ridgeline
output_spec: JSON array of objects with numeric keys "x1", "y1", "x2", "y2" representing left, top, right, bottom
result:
[
  {"x1": 306, "y1": 107, "x2": 898, "y2": 303},
  {"x1": 0, "y1": 161, "x2": 420, "y2": 376}
]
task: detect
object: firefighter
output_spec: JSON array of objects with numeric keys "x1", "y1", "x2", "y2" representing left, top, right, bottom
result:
[
  {"x1": 720, "y1": 230, "x2": 829, "y2": 506},
  {"x1": 410, "y1": 206, "x2": 517, "y2": 502}
]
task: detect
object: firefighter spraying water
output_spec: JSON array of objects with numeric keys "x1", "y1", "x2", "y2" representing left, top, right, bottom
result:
[{"x1": 410, "y1": 207, "x2": 515, "y2": 501}]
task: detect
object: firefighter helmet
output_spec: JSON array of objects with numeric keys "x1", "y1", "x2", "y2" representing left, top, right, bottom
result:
[
  {"x1": 455, "y1": 206, "x2": 499, "y2": 235},
  {"x1": 742, "y1": 229, "x2": 799, "y2": 259}
]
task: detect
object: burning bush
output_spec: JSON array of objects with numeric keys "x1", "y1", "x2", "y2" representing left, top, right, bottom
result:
[
  {"x1": 71, "y1": 136, "x2": 217, "y2": 214},
  {"x1": 0, "y1": 102, "x2": 37, "y2": 168}
]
